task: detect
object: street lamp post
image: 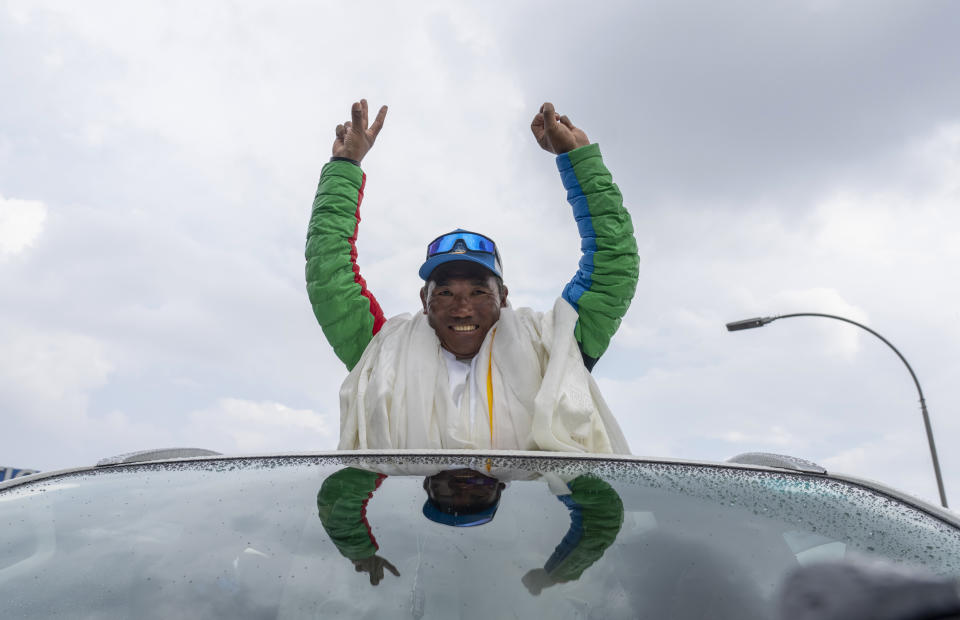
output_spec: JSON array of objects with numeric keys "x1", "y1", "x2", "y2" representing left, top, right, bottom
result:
[{"x1": 726, "y1": 312, "x2": 948, "y2": 509}]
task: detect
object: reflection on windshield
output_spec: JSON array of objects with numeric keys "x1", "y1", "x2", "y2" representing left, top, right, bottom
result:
[
  {"x1": 422, "y1": 469, "x2": 505, "y2": 528},
  {"x1": 2, "y1": 455, "x2": 960, "y2": 619},
  {"x1": 317, "y1": 466, "x2": 624, "y2": 594}
]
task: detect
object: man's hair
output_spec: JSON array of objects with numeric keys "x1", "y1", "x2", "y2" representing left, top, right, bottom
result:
[{"x1": 492, "y1": 276, "x2": 505, "y2": 297}]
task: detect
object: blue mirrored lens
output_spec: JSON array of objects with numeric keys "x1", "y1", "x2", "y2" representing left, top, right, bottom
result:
[{"x1": 427, "y1": 232, "x2": 495, "y2": 257}]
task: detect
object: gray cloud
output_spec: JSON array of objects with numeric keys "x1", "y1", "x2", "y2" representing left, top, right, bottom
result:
[{"x1": 493, "y1": 1, "x2": 960, "y2": 206}]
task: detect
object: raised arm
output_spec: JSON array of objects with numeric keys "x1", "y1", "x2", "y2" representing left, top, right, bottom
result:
[
  {"x1": 531, "y1": 103, "x2": 639, "y2": 370},
  {"x1": 523, "y1": 475, "x2": 624, "y2": 594},
  {"x1": 305, "y1": 99, "x2": 389, "y2": 370},
  {"x1": 317, "y1": 467, "x2": 400, "y2": 586}
]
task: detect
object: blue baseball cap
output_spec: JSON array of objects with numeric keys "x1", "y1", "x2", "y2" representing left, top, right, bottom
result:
[
  {"x1": 422, "y1": 497, "x2": 500, "y2": 527},
  {"x1": 419, "y1": 229, "x2": 503, "y2": 281}
]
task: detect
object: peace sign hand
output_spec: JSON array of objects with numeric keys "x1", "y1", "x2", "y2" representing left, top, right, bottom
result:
[
  {"x1": 332, "y1": 99, "x2": 388, "y2": 164},
  {"x1": 352, "y1": 554, "x2": 401, "y2": 586}
]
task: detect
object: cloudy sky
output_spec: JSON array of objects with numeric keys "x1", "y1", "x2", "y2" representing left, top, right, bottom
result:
[{"x1": 1, "y1": 0, "x2": 958, "y2": 506}]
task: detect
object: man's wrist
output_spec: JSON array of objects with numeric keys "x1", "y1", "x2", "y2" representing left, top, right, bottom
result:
[
  {"x1": 564, "y1": 142, "x2": 594, "y2": 155},
  {"x1": 330, "y1": 156, "x2": 361, "y2": 167}
]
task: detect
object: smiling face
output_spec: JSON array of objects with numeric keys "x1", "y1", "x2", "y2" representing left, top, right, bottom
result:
[{"x1": 420, "y1": 262, "x2": 508, "y2": 359}]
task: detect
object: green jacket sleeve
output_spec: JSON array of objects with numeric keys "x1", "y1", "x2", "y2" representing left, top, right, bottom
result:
[
  {"x1": 543, "y1": 475, "x2": 624, "y2": 582},
  {"x1": 317, "y1": 467, "x2": 388, "y2": 561},
  {"x1": 557, "y1": 144, "x2": 639, "y2": 370},
  {"x1": 305, "y1": 161, "x2": 386, "y2": 370}
]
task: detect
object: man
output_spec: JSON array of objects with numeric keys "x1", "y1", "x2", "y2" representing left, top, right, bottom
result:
[{"x1": 306, "y1": 99, "x2": 638, "y2": 453}]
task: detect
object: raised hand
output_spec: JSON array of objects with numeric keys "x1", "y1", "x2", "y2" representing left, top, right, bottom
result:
[
  {"x1": 530, "y1": 102, "x2": 590, "y2": 155},
  {"x1": 352, "y1": 554, "x2": 400, "y2": 586},
  {"x1": 522, "y1": 568, "x2": 559, "y2": 595},
  {"x1": 332, "y1": 99, "x2": 388, "y2": 163}
]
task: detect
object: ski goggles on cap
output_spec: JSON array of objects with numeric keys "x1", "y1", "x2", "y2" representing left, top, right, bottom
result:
[
  {"x1": 426, "y1": 230, "x2": 497, "y2": 256},
  {"x1": 419, "y1": 229, "x2": 503, "y2": 280}
]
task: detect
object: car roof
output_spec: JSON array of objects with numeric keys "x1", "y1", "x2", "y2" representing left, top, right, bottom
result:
[
  {"x1": 2, "y1": 448, "x2": 955, "y2": 528},
  {"x1": 4, "y1": 448, "x2": 958, "y2": 619}
]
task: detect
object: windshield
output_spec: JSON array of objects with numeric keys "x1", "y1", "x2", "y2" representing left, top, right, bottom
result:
[{"x1": 1, "y1": 454, "x2": 958, "y2": 619}]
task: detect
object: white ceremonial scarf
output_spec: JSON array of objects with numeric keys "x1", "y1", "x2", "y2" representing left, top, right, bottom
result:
[{"x1": 338, "y1": 298, "x2": 630, "y2": 454}]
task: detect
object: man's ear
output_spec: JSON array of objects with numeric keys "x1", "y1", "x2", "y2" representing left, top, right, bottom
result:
[
  {"x1": 500, "y1": 285, "x2": 509, "y2": 308},
  {"x1": 420, "y1": 285, "x2": 428, "y2": 314}
]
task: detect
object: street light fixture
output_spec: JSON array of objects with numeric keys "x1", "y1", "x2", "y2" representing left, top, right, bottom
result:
[{"x1": 725, "y1": 312, "x2": 948, "y2": 509}]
